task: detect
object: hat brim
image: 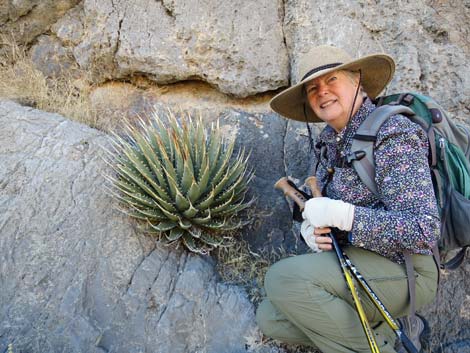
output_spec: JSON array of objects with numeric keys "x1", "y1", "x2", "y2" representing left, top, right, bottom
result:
[{"x1": 270, "y1": 54, "x2": 395, "y2": 122}]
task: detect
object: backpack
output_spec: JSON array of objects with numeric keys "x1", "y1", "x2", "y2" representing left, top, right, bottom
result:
[{"x1": 349, "y1": 92, "x2": 470, "y2": 270}]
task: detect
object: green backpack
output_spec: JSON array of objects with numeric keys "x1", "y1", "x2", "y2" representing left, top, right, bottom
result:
[{"x1": 349, "y1": 93, "x2": 470, "y2": 269}]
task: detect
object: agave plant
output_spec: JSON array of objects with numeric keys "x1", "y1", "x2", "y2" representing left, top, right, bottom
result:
[{"x1": 105, "y1": 109, "x2": 254, "y2": 254}]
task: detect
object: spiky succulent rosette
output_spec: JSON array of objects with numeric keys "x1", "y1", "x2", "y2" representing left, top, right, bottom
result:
[{"x1": 105, "y1": 110, "x2": 254, "y2": 254}]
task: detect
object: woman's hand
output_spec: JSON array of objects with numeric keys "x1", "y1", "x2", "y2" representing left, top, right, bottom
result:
[
  {"x1": 300, "y1": 220, "x2": 333, "y2": 252},
  {"x1": 313, "y1": 226, "x2": 333, "y2": 251},
  {"x1": 302, "y1": 197, "x2": 355, "y2": 231}
]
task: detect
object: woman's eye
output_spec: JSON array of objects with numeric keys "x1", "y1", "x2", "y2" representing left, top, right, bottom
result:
[
  {"x1": 328, "y1": 76, "x2": 337, "y2": 83},
  {"x1": 307, "y1": 86, "x2": 317, "y2": 93}
]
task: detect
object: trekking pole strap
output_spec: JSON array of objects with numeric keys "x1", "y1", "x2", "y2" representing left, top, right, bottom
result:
[{"x1": 351, "y1": 105, "x2": 416, "y2": 197}]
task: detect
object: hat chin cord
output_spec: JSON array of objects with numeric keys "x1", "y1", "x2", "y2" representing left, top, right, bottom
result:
[{"x1": 346, "y1": 69, "x2": 363, "y2": 128}]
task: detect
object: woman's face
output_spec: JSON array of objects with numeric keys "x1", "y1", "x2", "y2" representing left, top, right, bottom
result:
[{"x1": 305, "y1": 70, "x2": 361, "y2": 131}]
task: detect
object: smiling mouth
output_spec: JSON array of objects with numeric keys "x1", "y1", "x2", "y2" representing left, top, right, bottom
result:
[{"x1": 320, "y1": 99, "x2": 337, "y2": 109}]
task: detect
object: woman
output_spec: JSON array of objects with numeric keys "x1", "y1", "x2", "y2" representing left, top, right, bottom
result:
[{"x1": 256, "y1": 45, "x2": 440, "y2": 353}]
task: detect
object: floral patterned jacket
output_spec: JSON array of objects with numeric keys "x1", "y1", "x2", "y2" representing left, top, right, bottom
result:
[{"x1": 313, "y1": 98, "x2": 440, "y2": 264}]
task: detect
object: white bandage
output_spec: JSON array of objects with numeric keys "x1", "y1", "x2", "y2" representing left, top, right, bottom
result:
[
  {"x1": 300, "y1": 220, "x2": 322, "y2": 253},
  {"x1": 302, "y1": 197, "x2": 355, "y2": 231}
]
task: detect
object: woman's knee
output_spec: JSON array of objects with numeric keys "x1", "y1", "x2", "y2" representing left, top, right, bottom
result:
[{"x1": 264, "y1": 253, "x2": 341, "y2": 300}]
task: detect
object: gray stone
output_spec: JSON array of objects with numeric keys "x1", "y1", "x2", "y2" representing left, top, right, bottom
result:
[
  {"x1": 283, "y1": 0, "x2": 470, "y2": 120},
  {"x1": 66, "y1": 0, "x2": 289, "y2": 97},
  {"x1": 30, "y1": 35, "x2": 78, "y2": 77},
  {"x1": 0, "y1": 0, "x2": 80, "y2": 48},
  {"x1": 0, "y1": 100, "x2": 261, "y2": 353},
  {"x1": 219, "y1": 110, "x2": 303, "y2": 252}
]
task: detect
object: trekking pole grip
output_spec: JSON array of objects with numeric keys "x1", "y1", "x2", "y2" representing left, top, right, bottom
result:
[
  {"x1": 274, "y1": 177, "x2": 308, "y2": 210},
  {"x1": 304, "y1": 176, "x2": 323, "y2": 198}
]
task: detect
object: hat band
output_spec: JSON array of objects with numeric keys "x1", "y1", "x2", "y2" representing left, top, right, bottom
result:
[{"x1": 301, "y1": 62, "x2": 343, "y2": 81}]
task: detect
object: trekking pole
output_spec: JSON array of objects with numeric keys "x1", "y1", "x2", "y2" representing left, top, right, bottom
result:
[
  {"x1": 274, "y1": 177, "x2": 380, "y2": 353},
  {"x1": 303, "y1": 177, "x2": 419, "y2": 353}
]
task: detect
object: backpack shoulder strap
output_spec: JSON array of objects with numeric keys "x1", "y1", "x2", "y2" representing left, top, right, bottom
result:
[{"x1": 350, "y1": 105, "x2": 415, "y2": 197}]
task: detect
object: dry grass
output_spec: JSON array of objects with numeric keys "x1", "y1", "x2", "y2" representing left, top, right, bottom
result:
[
  {"x1": 214, "y1": 237, "x2": 301, "y2": 305},
  {"x1": 0, "y1": 35, "x2": 101, "y2": 129},
  {"x1": 214, "y1": 239, "x2": 274, "y2": 304}
]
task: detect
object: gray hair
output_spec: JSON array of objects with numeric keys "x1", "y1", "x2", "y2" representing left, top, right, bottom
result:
[{"x1": 341, "y1": 70, "x2": 368, "y2": 98}]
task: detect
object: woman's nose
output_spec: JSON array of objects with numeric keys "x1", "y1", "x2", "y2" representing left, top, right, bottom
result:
[{"x1": 317, "y1": 85, "x2": 329, "y2": 96}]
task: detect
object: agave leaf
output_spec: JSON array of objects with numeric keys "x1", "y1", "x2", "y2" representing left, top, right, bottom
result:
[
  {"x1": 134, "y1": 207, "x2": 166, "y2": 220},
  {"x1": 199, "y1": 232, "x2": 224, "y2": 247},
  {"x1": 149, "y1": 220, "x2": 178, "y2": 232},
  {"x1": 154, "y1": 203, "x2": 181, "y2": 222},
  {"x1": 209, "y1": 141, "x2": 234, "y2": 185},
  {"x1": 200, "y1": 219, "x2": 226, "y2": 230},
  {"x1": 194, "y1": 120, "x2": 206, "y2": 174},
  {"x1": 175, "y1": 189, "x2": 190, "y2": 211},
  {"x1": 181, "y1": 162, "x2": 195, "y2": 194},
  {"x1": 166, "y1": 227, "x2": 186, "y2": 241},
  {"x1": 114, "y1": 171, "x2": 177, "y2": 213},
  {"x1": 195, "y1": 189, "x2": 216, "y2": 210},
  {"x1": 115, "y1": 206, "x2": 149, "y2": 220},
  {"x1": 211, "y1": 158, "x2": 248, "y2": 197},
  {"x1": 182, "y1": 203, "x2": 199, "y2": 218},
  {"x1": 116, "y1": 190, "x2": 157, "y2": 209},
  {"x1": 195, "y1": 162, "x2": 210, "y2": 198},
  {"x1": 186, "y1": 180, "x2": 201, "y2": 204},
  {"x1": 162, "y1": 165, "x2": 181, "y2": 200},
  {"x1": 212, "y1": 199, "x2": 253, "y2": 217},
  {"x1": 187, "y1": 121, "x2": 198, "y2": 172},
  {"x1": 211, "y1": 189, "x2": 236, "y2": 208},
  {"x1": 191, "y1": 212, "x2": 212, "y2": 225},
  {"x1": 172, "y1": 134, "x2": 185, "y2": 183},
  {"x1": 178, "y1": 218, "x2": 192, "y2": 230},
  {"x1": 108, "y1": 175, "x2": 145, "y2": 195},
  {"x1": 125, "y1": 147, "x2": 174, "y2": 204},
  {"x1": 156, "y1": 137, "x2": 178, "y2": 184},
  {"x1": 209, "y1": 194, "x2": 237, "y2": 214},
  {"x1": 209, "y1": 170, "x2": 232, "y2": 198},
  {"x1": 207, "y1": 121, "x2": 222, "y2": 164},
  {"x1": 187, "y1": 227, "x2": 202, "y2": 238},
  {"x1": 114, "y1": 155, "x2": 163, "y2": 203},
  {"x1": 132, "y1": 132, "x2": 171, "y2": 196},
  {"x1": 211, "y1": 179, "x2": 248, "y2": 208},
  {"x1": 182, "y1": 234, "x2": 207, "y2": 254}
]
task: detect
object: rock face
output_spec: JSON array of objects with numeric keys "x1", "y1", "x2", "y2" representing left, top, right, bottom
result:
[
  {"x1": 1, "y1": 0, "x2": 470, "y2": 352},
  {"x1": 0, "y1": 100, "x2": 259, "y2": 353},
  {"x1": 40, "y1": 0, "x2": 289, "y2": 97},
  {"x1": 0, "y1": 0, "x2": 80, "y2": 50},
  {"x1": 284, "y1": 0, "x2": 469, "y2": 118}
]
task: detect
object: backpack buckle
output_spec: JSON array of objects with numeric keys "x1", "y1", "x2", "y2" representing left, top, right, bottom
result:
[
  {"x1": 402, "y1": 94, "x2": 415, "y2": 106},
  {"x1": 345, "y1": 150, "x2": 366, "y2": 164}
]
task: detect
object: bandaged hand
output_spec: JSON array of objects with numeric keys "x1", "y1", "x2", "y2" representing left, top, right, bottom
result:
[
  {"x1": 300, "y1": 220, "x2": 322, "y2": 253},
  {"x1": 302, "y1": 197, "x2": 355, "y2": 231}
]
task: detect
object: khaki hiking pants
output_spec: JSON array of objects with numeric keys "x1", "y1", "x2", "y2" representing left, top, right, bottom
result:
[{"x1": 256, "y1": 247, "x2": 438, "y2": 353}]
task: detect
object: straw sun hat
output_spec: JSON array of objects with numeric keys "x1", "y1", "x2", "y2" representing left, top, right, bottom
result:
[{"x1": 270, "y1": 45, "x2": 395, "y2": 123}]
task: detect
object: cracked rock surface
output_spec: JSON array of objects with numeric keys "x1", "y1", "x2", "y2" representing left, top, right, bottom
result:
[
  {"x1": 0, "y1": 100, "x2": 259, "y2": 353},
  {"x1": 41, "y1": 0, "x2": 289, "y2": 97}
]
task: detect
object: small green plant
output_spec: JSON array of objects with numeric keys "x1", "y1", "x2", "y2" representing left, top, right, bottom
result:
[{"x1": 105, "y1": 110, "x2": 254, "y2": 254}]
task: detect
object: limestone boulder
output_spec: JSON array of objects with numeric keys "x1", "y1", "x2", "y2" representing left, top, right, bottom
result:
[
  {"x1": 48, "y1": 0, "x2": 289, "y2": 97},
  {"x1": 0, "y1": 100, "x2": 263, "y2": 353}
]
